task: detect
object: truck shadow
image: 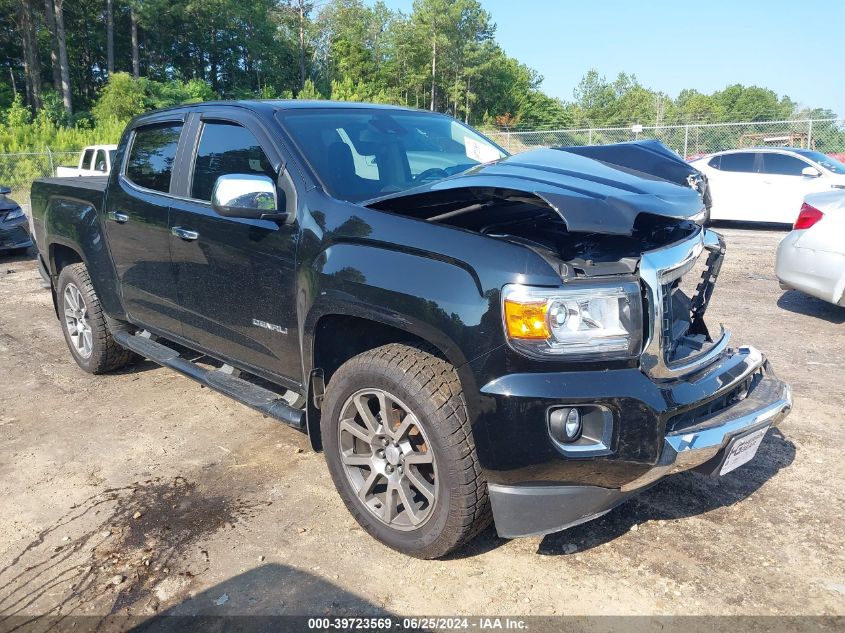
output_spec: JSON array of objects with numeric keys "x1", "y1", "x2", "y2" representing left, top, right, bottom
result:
[
  {"x1": 126, "y1": 564, "x2": 393, "y2": 631},
  {"x1": 535, "y1": 426, "x2": 796, "y2": 556},
  {"x1": 777, "y1": 290, "x2": 845, "y2": 324}
]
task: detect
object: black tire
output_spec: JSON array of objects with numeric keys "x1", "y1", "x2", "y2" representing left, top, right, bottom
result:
[
  {"x1": 321, "y1": 343, "x2": 491, "y2": 559},
  {"x1": 57, "y1": 263, "x2": 135, "y2": 374}
]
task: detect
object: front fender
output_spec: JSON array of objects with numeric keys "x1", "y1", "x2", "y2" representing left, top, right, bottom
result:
[{"x1": 301, "y1": 241, "x2": 503, "y2": 375}]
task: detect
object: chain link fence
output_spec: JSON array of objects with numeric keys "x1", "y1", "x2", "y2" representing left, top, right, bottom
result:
[
  {"x1": 484, "y1": 118, "x2": 845, "y2": 159},
  {"x1": 0, "y1": 150, "x2": 81, "y2": 205},
  {"x1": 4, "y1": 119, "x2": 845, "y2": 204}
]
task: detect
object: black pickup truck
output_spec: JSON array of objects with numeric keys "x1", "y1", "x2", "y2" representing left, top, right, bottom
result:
[{"x1": 30, "y1": 101, "x2": 791, "y2": 559}]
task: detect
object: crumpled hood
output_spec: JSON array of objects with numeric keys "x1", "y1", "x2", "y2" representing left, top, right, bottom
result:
[{"x1": 366, "y1": 146, "x2": 705, "y2": 235}]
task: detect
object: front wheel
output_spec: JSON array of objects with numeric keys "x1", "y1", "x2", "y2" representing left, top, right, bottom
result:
[{"x1": 321, "y1": 343, "x2": 491, "y2": 559}]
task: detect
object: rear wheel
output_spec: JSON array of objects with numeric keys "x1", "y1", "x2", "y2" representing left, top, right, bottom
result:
[
  {"x1": 321, "y1": 343, "x2": 491, "y2": 559},
  {"x1": 57, "y1": 263, "x2": 135, "y2": 374}
]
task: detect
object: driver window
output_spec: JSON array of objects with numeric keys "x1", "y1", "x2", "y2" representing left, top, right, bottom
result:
[{"x1": 191, "y1": 121, "x2": 276, "y2": 202}]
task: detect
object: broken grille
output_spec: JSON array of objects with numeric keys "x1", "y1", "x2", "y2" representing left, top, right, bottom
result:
[
  {"x1": 640, "y1": 228, "x2": 730, "y2": 380},
  {"x1": 663, "y1": 235, "x2": 725, "y2": 363}
]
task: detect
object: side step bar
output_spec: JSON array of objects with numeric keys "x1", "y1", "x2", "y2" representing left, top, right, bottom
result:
[{"x1": 113, "y1": 330, "x2": 305, "y2": 430}]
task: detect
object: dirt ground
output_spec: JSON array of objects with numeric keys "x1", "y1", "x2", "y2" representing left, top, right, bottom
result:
[{"x1": 0, "y1": 226, "x2": 843, "y2": 625}]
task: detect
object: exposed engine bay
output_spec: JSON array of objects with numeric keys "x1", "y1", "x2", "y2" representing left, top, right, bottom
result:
[{"x1": 365, "y1": 142, "x2": 719, "y2": 362}]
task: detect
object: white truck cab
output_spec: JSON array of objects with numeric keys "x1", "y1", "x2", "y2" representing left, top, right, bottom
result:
[{"x1": 56, "y1": 145, "x2": 118, "y2": 177}]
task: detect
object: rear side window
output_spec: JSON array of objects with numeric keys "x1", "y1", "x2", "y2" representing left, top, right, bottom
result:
[
  {"x1": 707, "y1": 155, "x2": 721, "y2": 170},
  {"x1": 125, "y1": 123, "x2": 183, "y2": 193},
  {"x1": 94, "y1": 150, "x2": 107, "y2": 172},
  {"x1": 760, "y1": 153, "x2": 808, "y2": 176},
  {"x1": 718, "y1": 152, "x2": 756, "y2": 173},
  {"x1": 190, "y1": 121, "x2": 276, "y2": 202},
  {"x1": 82, "y1": 148, "x2": 94, "y2": 169}
]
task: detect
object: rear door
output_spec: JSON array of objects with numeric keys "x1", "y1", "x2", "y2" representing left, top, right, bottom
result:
[
  {"x1": 707, "y1": 152, "x2": 766, "y2": 221},
  {"x1": 167, "y1": 112, "x2": 301, "y2": 387},
  {"x1": 103, "y1": 120, "x2": 185, "y2": 336}
]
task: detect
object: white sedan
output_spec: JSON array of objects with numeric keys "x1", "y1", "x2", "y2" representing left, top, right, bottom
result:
[
  {"x1": 775, "y1": 190, "x2": 845, "y2": 306},
  {"x1": 690, "y1": 148, "x2": 845, "y2": 223}
]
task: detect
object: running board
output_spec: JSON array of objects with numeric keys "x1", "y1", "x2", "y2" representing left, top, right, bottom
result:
[{"x1": 113, "y1": 330, "x2": 305, "y2": 430}]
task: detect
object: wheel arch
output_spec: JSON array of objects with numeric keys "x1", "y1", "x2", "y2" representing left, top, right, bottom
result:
[
  {"x1": 305, "y1": 311, "x2": 475, "y2": 452},
  {"x1": 48, "y1": 241, "x2": 85, "y2": 317}
]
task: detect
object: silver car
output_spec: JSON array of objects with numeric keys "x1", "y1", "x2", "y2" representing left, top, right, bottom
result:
[{"x1": 776, "y1": 189, "x2": 845, "y2": 306}]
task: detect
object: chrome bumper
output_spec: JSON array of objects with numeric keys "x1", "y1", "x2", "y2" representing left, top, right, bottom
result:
[{"x1": 622, "y1": 348, "x2": 792, "y2": 491}]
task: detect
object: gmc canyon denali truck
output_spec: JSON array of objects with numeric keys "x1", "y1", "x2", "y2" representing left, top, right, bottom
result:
[{"x1": 30, "y1": 101, "x2": 792, "y2": 559}]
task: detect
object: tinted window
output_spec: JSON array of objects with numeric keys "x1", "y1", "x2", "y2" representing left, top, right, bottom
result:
[
  {"x1": 760, "y1": 153, "x2": 808, "y2": 176},
  {"x1": 718, "y1": 152, "x2": 756, "y2": 173},
  {"x1": 125, "y1": 124, "x2": 182, "y2": 193},
  {"x1": 794, "y1": 150, "x2": 845, "y2": 174},
  {"x1": 191, "y1": 121, "x2": 276, "y2": 201},
  {"x1": 94, "y1": 150, "x2": 107, "y2": 172},
  {"x1": 82, "y1": 148, "x2": 94, "y2": 169},
  {"x1": 707, "y1": 156, "x2": 721, "y2": 170}
]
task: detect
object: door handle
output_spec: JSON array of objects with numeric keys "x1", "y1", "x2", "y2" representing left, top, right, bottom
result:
[
  {"x1": 171, "y1": 226, "x2": 199, "y2": 241},
  {"x1": 107, "y1": 211, "x2": 129, "y2": 223}
]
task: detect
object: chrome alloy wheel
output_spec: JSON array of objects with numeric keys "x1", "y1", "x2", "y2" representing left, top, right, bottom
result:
[
  {"x1": 63, "y1": 282, "x2": 93, "y2": 359},
  {"x1": 337, "y1": 388, "x2": 438, "y2": 531}
]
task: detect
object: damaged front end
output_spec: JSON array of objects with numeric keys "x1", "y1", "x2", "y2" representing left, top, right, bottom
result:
[{"x1": 367, "y1": 144, "x2": 725, "y2": 375}]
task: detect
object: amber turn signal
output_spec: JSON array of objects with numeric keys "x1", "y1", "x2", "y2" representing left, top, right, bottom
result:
[{"x1": 504, "y1": 299, "x2": 550, "y2": 339}]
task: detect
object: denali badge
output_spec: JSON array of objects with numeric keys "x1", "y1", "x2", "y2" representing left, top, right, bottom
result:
[{"x1": 252, "y1": 318, "x2": 287, "y2": 334}]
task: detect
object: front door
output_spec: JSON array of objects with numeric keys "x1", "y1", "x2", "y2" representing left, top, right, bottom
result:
[
  {"x1": 168, "y1": 118, "x2": 301, "y2": 386},
  {"x1": 103, "y1": 121, "x2": 184, "y2": 336},
  {"x1": 757, "y1": 153, "x2": 830, "y2": 224}
]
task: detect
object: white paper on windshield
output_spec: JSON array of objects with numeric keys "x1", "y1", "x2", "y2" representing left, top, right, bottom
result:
[{"x1": 464, "y1": 137, "x2": 502, "y2": 164}]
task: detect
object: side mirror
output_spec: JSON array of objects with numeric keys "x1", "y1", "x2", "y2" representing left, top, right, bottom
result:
[
  {"x1": 211, "y1": 174, "x2": 286, "y2": 221},
  {"x1": 802, "y1": 166, "x2": 822, "y2": 178},
  {"x1": 0, "y1": 185, "x2": 10, "y2": 195}
]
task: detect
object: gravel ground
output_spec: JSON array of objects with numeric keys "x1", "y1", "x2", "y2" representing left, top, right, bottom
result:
[{"x1": 0, "y1": 226, "x2": 843, "y2": 625}]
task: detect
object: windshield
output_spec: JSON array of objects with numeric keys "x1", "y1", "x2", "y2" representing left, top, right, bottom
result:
[
  {"x1": 794, "y1": 150, "x2": 845, "y2": 175},
  {"x1": 277, "y1": 108, "x2": 507, "y2": 203}
]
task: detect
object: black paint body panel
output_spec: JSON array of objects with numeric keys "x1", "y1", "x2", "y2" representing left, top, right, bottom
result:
[{"x1": 29, "y1": 101, "x2": 730, "y2": 493}]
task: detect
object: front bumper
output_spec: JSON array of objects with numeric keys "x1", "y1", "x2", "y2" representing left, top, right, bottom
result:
[
  {"x1": 0, "y1": 214, "x2": 33, "y2": 251},
  {"x1": 485, "y1": 346, "x2": 791, "y2": 538}
]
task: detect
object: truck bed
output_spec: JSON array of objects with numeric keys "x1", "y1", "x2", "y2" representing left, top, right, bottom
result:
[
  {"x1": 29, "y1": 176, "x2": 110, "y2": 254},
  {"x1": 34, "y1": 175, "x2": 109, "y2": 194}
]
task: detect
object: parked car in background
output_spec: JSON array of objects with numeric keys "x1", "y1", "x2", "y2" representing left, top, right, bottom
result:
[
  {"x1": 690, "y1": 148, "x2": 845, "y2": 224},
  {"x1": 56, "y1": 145, "x2": 118, "y2": 177},
  {"x1": 776, "y1": 190, "x2": 845, "y2": 306},
  {"x1": 0, "y1": 186, "x2": 33, "y2": 254}
]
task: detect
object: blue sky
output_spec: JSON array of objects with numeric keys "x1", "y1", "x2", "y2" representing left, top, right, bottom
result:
[{"x1": 375, "y1": 0, "x2": 845, "y2": 119}]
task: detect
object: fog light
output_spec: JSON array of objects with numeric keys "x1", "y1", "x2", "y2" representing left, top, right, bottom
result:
[{"x1": 549, "y1": 407, "x2": 582, "y2": 443}]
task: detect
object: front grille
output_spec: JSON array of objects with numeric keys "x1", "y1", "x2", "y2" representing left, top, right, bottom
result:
[
  {"x1": 662, "y1": 237, "x2": 725, "y2": 364},
  {"x1": 667, "y1": 369, "x2": 762, "y2": 433},
  {"x1": 640, "y1": 228, "x2": 730, "y2": 380}
]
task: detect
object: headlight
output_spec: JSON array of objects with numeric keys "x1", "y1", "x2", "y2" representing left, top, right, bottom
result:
[
  {"x1": 4, "y1": 206, "x2": 24, "y2": 221},
  {"x1": 502, "y1": 282, "x2": 642, "y2": 360}
]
